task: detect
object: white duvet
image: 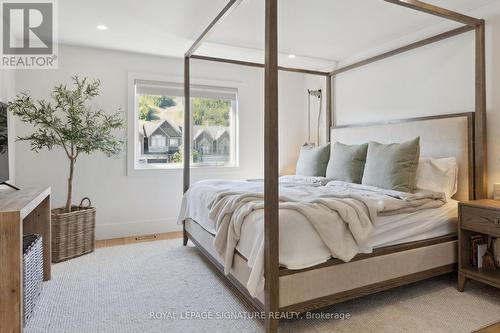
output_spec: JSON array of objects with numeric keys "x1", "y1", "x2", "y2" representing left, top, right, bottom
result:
[{"x1": 178, "y1": 178, "x2": 448, "y2": 297}]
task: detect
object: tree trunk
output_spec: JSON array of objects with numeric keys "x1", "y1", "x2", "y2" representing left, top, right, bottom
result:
[{"x1": 65, "y1": 157, "x2": 75, "y2": 213}]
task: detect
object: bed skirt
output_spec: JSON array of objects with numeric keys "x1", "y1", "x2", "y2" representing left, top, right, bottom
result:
[{"x1": 184, "y1": 218, "x2": 457, "y2": 312}]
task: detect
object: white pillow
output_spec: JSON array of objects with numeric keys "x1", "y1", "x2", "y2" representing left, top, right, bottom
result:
[{"x1": 416, "y1": 157, "x2": 458, "y2": 199}]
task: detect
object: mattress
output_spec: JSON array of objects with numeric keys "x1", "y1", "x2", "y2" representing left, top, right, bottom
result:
[{"x1": 186, "y1": 190, "x2": 458, "y2": 270}]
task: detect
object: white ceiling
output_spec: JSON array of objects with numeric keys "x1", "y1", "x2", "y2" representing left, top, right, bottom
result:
[{"x1": 56, "y1": 0, "x2": 500, "y2": 70}]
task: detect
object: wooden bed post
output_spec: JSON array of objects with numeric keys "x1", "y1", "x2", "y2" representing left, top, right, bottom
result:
[
  {"x1": 326, "y1": 75, "x2": 332, "y2": 142},
  {"x1": 190, "y1": 54, "x2": 330, "y2": 76},
  {"x1": 329, "y1": 26, "x2": 474, "y2": 76},
  {"x1": 264, "y1": 0, "x2": 279, "y2": 332},
  {"x1": 475, "y1": 20, "x2": 487, "y2": 199},
  {"x1": 331, "y1": 75, "x2": 336, "y2": 128},
  {"x1": 182, "y1": 0, "x2": 242, "y2": 246},
  {"x1": 384, "y1": 0, "x2": 482, "y2": 26},
  {"x1": 183, "y1": 56, "x2": 191, "y2": 246}
]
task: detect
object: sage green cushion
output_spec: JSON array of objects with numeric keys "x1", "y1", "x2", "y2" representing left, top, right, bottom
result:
[
  {"x1": 326, "y1": 142, "x2": 368, "y2": 183},
  {"x1": 362, "y1": 137, "x2": 420, "y2": 192},
  {"x1": 295, "y1": 144, "x2": 330, "y2": 177}
]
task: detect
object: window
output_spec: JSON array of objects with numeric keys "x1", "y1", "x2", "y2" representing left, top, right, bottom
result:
[
  {"x1": 151, "y1": 135, "x2": 167, "y2": 150},
  {"x1": 132, "y1": 78, "x2": 238, "y2": 170},
  {"x1": 169, "y1": 138, "x2": 180, "y2": 148}
]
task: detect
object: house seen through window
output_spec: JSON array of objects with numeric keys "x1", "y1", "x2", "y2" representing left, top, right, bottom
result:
[{"x1": 135, "y1": 80, "x2": 237, "y2": 169}]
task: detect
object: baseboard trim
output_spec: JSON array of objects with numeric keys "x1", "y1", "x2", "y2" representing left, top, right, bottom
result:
[
  {"x1": 95, "y1": 218, "x2": 181, "y2": 240},
  {"x1": 96, "y1": 231, "x2": 183, "y2": 248}
]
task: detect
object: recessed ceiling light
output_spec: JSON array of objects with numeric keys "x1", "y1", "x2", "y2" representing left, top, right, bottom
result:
[
  {"x1": 288, "y1": 54, "x2": 296, "y2": 59},
  {"x1": 96, "y1": 25, "x2": 108, "y2": 31}
]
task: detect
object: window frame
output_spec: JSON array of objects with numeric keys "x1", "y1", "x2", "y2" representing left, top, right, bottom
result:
[{"x1": 127, "y1": 72, "x2": 240, "y2": 176}]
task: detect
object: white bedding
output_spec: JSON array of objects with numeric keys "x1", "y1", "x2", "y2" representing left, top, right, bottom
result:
[
  {"x1": 179, "y1": 178, "x2": 456, "y2": 271},
  {"x1": 235, "y1": 199, "x2": 457, "y2": 270}
]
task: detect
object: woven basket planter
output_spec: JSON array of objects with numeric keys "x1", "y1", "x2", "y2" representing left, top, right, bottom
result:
[{"x1": 51, "y1": 198, "x2": 96, "y2": 263}]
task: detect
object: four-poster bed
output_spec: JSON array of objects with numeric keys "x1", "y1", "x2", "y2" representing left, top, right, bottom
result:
[{"x1": 181, "y1": 1, "x2": 487, "y2": 332}]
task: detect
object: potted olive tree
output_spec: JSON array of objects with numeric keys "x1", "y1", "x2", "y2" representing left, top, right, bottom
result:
[{"x1": 9, "y1": 76, "x2": 124, "y2": 262}]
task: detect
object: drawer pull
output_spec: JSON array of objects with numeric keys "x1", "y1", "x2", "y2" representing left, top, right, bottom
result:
[{"x1": 479, "y1": 216, "x2": 500, "y2": 225}]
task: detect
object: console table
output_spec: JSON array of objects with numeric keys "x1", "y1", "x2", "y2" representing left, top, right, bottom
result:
[{"x1": 0, "y1": 187, "x2": 51, "y2": 333}]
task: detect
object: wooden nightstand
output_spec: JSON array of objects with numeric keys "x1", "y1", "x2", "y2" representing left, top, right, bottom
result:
[{"x1": 458, "y1": 200, "x2": 500, "y2": 292}]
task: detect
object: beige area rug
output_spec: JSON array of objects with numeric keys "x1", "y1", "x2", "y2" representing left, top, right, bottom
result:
[{"x1": 25, "y1": 239, "x2": 500, "y2": 333}]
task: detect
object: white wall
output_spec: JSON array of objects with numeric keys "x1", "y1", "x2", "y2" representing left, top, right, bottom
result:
[
  {"x1": 0, "y1": 70, "x2": 16, "y2": 102},
  {"x1": 303, "y1": 16, "x2": 500, "y2": 196},
  {"x1": 0, "y1": 69, "x2": 16, "y2": 183},
  {"x1": 334, "y1": 31, "x2": 475, "y2": 125},
  {"x1": 279, "y1": 72, "x2": 308, "y2": 176},
  {"x1": 14, "y1": 45, "x2": 307, "y2": 239}
]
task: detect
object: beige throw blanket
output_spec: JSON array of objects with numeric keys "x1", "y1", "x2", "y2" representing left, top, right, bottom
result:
[{"x1": 179, "y1": 178, "x2": 446, "y2": 297}]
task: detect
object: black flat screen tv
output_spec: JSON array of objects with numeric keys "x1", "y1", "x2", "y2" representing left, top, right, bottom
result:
[{"x1": 0, "y1": 102, "x2": 9, "y2": 183}]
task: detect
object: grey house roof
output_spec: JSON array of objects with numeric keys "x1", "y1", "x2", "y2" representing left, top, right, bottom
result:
[
  {"x1": 139, "y1": 119, "x2": 182, "y2": 138},
  {"x1": 193, "y1": 126, "x2": 229, "y2": 141},
  {"x1": 138, "y1": 120, "x2": 229, "y2": 142}
]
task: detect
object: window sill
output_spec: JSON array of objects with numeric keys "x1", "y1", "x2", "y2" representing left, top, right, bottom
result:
[{"x1": 128, "y1": 163, "x2": 240, "y2": 176}]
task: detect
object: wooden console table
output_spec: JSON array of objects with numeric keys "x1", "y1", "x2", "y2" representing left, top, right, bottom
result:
[{"x1": 0, "y1": 187, "x2": 51, "y2": 333}]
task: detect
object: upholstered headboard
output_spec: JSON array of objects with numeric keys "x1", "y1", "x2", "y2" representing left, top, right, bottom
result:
[{"x1": 331, "y1": 113, "x2": 474, "y2": 201}]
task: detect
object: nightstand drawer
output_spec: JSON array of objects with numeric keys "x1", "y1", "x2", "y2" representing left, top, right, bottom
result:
[{"x1": 461, "y1": 206, "x2": 500, "y2": 237}]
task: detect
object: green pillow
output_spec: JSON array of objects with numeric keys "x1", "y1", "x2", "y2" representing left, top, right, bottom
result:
[
  {"x1": 295, "y1": 144, "x2": 330, "y2": 177},
  {"x1": 326, "y1": 142, "x2": 368, "y2": 183},
  {"x1": 362, "y1": 137, "x2": 420, "y2": 192}
]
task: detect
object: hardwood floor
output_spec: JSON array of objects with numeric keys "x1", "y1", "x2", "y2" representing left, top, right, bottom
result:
[
  {"x1": 476, "y1": 322, "x2": 500, "y2": 333},
  {"x1": 95, "y1": 231, "x2": 183, "y2": 248}
]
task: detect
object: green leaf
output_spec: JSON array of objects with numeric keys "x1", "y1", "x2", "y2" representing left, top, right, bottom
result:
[{"x1": 7, "y1": 76, "x2": 125, "y2": 159}]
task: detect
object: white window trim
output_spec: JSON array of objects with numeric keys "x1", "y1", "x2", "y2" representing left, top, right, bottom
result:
[{"x1": 127, "y1": 72, "x2": 241, "y2": 176}]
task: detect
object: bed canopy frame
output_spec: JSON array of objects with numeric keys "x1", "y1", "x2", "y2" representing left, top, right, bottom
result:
[{"x1": 182, "y1": 1, "x2": 487, "y2": 332}]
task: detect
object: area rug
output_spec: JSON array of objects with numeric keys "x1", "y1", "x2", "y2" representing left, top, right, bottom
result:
[{"x1": 25, "y1": 239, "x2": 500, "y2": 333}]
